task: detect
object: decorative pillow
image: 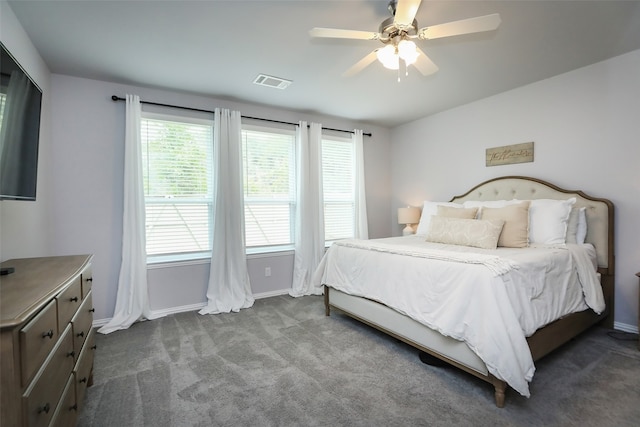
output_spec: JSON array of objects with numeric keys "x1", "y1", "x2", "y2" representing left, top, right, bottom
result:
[
  {"x1": 566, "y1": 207, "x2": 587, "y2": 244},
  {"x1": 528, "y1": 198, "x2": 576, "y2": 244},
  {"x1": 415, "y1": 201, "x2": 463, "y2": 235},
  {"x1": 426, "y1": 216, "x2": 505, "y2": 250},
  {"x1": 436, "y1": 205, "x2": 479, "y2": 219},
  {"x1": 480, "y1": 201, "x2": 530, "y2": 248}
]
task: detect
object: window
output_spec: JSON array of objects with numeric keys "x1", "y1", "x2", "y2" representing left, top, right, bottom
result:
[
  {"x1": 140, "y1": 112, "x2": 214, "y2": 258},
  {"x1": 322, "y1": 136, "x2": 356, "y2": 242},
  {"x1": 140, "y1": 113, "x2": 358, "y2": 260},
  {"x1": 241, "y1": 125, "x2": 296, "y2": 249}
]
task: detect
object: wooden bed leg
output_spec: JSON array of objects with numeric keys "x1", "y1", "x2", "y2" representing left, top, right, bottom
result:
[
  {"x1": 324, "y1": 285, "x2": 330, "y2": 316},
  {"x1": 491, "y1": 378, "x2": 507, "y2": 408}
]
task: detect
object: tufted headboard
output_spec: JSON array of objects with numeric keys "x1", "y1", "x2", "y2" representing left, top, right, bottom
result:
[{"x1": 450, "y1": 176, "x2": 614, "y2": 273}]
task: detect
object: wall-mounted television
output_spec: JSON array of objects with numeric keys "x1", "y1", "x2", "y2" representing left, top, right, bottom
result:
[{"x1": 0, "y1": 42, "x2": 43, "y2": 201}]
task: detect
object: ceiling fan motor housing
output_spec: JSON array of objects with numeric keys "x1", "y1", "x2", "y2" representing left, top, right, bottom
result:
[{"x1": 378, "y1": 16, "x2": 418, "y2": 45}]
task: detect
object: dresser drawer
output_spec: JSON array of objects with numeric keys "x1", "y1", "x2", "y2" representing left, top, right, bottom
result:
[
  {"x1": 22, "y1": 325, "x2": 75, "y2": 427},
  {"x1": 81, "y1": 264, "x2": 93, "y2": 300},
  {"x1": 48, "y1": 375, "x2": 77, "y2": 427},
  {"x1": 19, "y1": 299, "x2": 58, "y2": 386},
  {"x1": 1, "y1": 255, "x2": 94, "y2": 427},
  {"x1": 74, "y1": 327, "x2": 96, "y2": 415},
  {"x1": 57, "y1": 275, "x2": 82, "y2": 333},
  {"x1": 71, "y1": 291, "x2": 93, "y2": 355}
]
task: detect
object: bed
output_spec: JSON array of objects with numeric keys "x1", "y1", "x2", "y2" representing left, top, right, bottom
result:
[{"x1": 315, "y1": 176, "x2": 614, "y2": 407}]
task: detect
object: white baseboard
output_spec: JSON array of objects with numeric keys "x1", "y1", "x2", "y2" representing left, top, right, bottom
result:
[
  {"x1": 252, "y1": 288, "x2": 291, "y2": 299},
  {"x1": 149, "y1": 302, "x2": 207, "y2": 319},
  {"x1": 92, "y1": 317, "x2": 110, "y2": 328},
  {"x1": 93, "y1": 288, "x2": 293, "y2": 328},
  {"x1": 613, "y1": 321, "x2": 639, "y2": 334}
]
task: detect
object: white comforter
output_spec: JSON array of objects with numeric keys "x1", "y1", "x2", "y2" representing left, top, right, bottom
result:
[{"x1": 312, "y1": 235, "x2": 604, "y2": 397}]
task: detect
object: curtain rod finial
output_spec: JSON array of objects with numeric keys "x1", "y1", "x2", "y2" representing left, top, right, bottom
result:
[{"x1": 111, "y1": 95, "x2": 119, "y2": 101}]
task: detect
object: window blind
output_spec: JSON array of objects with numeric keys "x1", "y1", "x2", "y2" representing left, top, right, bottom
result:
[
  {"x1": 242, "y1": 127, "x2": 296, "y2": 248},
  {"x1": 141, "y1": 114, "x2": 214, "y2": 257},
  {"x1": 322, "y1": 137, "x2": 355, "y2": 241}
]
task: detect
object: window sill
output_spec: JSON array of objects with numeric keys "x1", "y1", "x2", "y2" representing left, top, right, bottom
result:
[{"x1": 147, "y1": 245, "x2": 296, "y2": 269}]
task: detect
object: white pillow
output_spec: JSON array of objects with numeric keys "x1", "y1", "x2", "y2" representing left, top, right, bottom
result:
[
  {"x1": 576, "y1": 207, "x2": 587, "y2": 244},
  {"x1": 462, "y1": 199, "x2": 521, "y2": 218},
  {"x1": 529, "y1": 198, "x2": 576, "y2": 244},
  {"x1": 566, "y1": 207, "x2": 587, "y2": 244},
  {"x1": 415, "y1": 201, "x2": 462, "y2": 235}
]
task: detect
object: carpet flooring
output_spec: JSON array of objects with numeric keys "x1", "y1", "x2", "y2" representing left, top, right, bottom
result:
[{"x1": 78, "y1": 295, "x2": 640, "y2": 426}]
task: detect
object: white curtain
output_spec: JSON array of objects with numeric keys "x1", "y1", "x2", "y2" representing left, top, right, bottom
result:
[
  {"x1": 290, "y1": 122, "x2": 325, "y2": 297},
  {"x1": 99, "y1": 94, "x2": 154, "y2": 334},
  {"x1": 199, "y1": 109, "x2": 254, "y2": 314},
  {"x1": 353, "y1": 129, "x2": 369, "y2": 239}
]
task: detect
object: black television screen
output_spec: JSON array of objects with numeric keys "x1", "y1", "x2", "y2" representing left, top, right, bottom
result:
[{"x1": 0, "y1": 42, "x2": 43, "y2": 201}]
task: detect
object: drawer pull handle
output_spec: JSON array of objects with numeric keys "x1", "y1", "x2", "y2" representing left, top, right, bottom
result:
[
  {"x1": 67, "y1": 350, "x2": 75, "y2": 358},
  {"x1": 91, "y1": 345, "x2": 97, "y2": 350},
  {"x1": 70, "y1": 404, "x2": 78, "y2": 412},
  {"x1": 37, "y1": 403, "x2": 51, "y2": 414},
  {"x1": 79, "y1": 377, "x2": 87, "y2": 384},
  {"x1": 86, "y1": 277, "x2": 93, "y2": 282},
  {"x1": 70, "y1": 296, "x2": 79, "y2": 302},
  {"x1": 76, "y1": 331, "x2": 85, "y2": 338},
  {"x1": 89, "y1": 308, "x2": 95, "y2": 313},
  {"x1": 42, "y1": 330, "x2": 54, "y2": 339}
]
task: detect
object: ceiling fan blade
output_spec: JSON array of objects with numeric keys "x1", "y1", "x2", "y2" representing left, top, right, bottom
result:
[
  {"x1": 310, "y1": 27, "x2": 379, "y2": 40},
  {"x1": 394, "y1": 0, "x2": 422, "y2": 27},
  {"x1": 418, "y1": 13, "x2": 501, "y2": 40},
  {"x1": 412, "y1": 47, "x2": 439, "y2": 76},
  {"x1": 343, "y1": 51, "x2": 379, "y2": 77}
]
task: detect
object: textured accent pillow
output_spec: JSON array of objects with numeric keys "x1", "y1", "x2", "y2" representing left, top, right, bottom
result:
[
  {"x1": 415, "y1": 201, "x2": 463, "y2": 235},
  {"x1": 528, "y1": 198, "x2": 576, "y2": 244},
  {"x1": 480, "y1": 201, "x2": 530, "y2": 248},
  {"x1": 436, "y1": 205, "x2": 479, "y2": 219},
  {"x1": 426, "y1": 216, "x2": 505, "y2": 249}
]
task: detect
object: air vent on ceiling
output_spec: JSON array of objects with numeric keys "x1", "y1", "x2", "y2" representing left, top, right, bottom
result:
[{"x1": 253, "y1": 74, "x2": 292, "y2": 90}]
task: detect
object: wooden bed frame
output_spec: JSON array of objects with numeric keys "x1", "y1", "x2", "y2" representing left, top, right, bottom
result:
[{"x1": 324, "y1": 176, "x2": 615, "y2": 407}]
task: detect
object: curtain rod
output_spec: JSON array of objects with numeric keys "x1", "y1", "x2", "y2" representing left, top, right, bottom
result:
[{"x1": 111, "y1": 96, "x2": 372, "y2": 137}]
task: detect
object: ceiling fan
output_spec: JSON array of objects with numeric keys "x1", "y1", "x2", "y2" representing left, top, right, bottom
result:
[{"x1": 309, "y1": 0, "x2": 501, "y2": 78}]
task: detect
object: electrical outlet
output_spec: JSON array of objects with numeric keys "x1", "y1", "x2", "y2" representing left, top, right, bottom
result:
[{"x1": 265, "y1": 267, "x2": 271, "y2": 277}]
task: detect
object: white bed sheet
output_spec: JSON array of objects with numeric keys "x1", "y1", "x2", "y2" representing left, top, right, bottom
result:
[{"x1": 312, "y1": 235, "x2": 604, "y2": 397}]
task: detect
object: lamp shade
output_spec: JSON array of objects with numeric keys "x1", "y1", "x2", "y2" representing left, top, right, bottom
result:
[{"x1": 397, "y1": 207, "x2": 421, "y2": 225}]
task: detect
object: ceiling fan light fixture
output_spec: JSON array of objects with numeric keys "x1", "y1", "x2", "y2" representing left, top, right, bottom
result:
[
  {"x1": 376, "y1": 45, "x2": 399, "y2": 70},
  {"x1": 398, "y1": 39, "x2": 418, "y2": 65}
]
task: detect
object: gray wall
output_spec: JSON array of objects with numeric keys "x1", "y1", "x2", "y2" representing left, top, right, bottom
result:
[
  {"x1": 47, "y1": 74, "x2": 392, "y2": 322},
  {"x1": 390, "y1": 50, "x2": 640, "y2": 332},
  {"x1": 0, "y1": 1, "x2": 53, "y2": 260}
]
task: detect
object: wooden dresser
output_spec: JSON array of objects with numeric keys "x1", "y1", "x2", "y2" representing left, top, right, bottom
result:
[{"x1": 1, "y1": 255, "x2": 95, "y2": 427}]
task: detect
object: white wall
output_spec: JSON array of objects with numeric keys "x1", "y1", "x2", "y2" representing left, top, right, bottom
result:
[
  {"x1": 49, "y1": 74, "x2": 392, "y2": 322},
  {"x1": 0, "y1": 1, "x2": 53, "y2": 260},
  {"x1": 391, "y1": 50, "x2": 640, "y2": 331}
]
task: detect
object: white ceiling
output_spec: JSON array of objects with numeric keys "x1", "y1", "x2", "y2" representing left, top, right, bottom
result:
[{"x1": 8, "y1": 0, "x2": 640, "y2": 128}]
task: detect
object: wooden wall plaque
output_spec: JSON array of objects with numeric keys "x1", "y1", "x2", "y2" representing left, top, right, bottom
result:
[{"x1": 486, "y1": 142, "x2": 534, "y2": 167}]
